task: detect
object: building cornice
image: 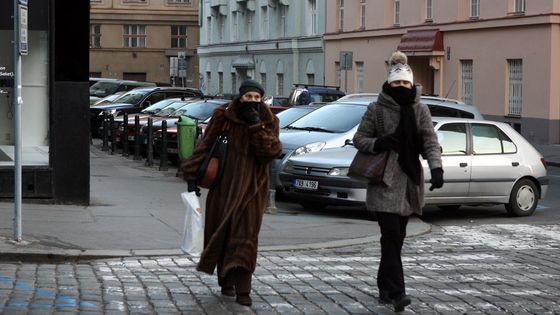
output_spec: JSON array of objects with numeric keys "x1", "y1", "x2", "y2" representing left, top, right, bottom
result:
[
  {"x1": 198, "y1": 36, "x2": 324, "y2": 57},
  {"x1": 324, "y1": 13, "x2": 560, "y2": 41}
]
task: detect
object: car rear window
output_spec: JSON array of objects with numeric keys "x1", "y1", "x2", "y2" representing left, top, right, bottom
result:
[{"x1": 428, "y1": 104, "x2": 475, "y2": 119}]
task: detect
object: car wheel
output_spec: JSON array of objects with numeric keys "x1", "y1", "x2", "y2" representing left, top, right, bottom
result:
[
  {"x1": 437, "y1": 205, "x2": 461, "y2": 211},
  {"x1": 505, "y1": 178, "x2": 538, "y2": 217},
  {"x1": 299, "y1": 201, "x2": 327, "y2": 210}
]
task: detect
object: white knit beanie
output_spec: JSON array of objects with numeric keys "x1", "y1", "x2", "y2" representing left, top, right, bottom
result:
[{"x1": 387, "y1": 51, "x2": 413, "y2": 84}]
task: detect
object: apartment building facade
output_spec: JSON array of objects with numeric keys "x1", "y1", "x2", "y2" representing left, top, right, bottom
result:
[
  {"x1": 90, "y1": 0, "x2": 200, "y2": 87},
  {"x1": 198, "y1": 0, "x2": 326, "y2": 97},
  {"x1": 325, "y1": 0, "x2": 560, "y2": 144}
]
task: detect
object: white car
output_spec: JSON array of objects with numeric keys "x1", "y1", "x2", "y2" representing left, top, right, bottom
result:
[{"x1": 279, "y1": 117, "x2": 549, "y2": 217}]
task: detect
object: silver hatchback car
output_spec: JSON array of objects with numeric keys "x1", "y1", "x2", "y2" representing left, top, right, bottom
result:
[
  {"x1": 279, "y1": 117, "x2": 549, "y2": 217},
  {"x1": 272, "y1": 95, "x2": 484, "y2": 189}
]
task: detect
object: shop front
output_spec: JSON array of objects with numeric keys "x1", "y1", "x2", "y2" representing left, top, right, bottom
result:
[{"x1": 0, "y1": 0, "x2": 89, "y2": 204}]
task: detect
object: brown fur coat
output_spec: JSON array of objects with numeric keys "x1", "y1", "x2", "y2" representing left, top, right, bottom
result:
[{"x1": 181, "y1": 99, "x2": 282, "y2": 277}]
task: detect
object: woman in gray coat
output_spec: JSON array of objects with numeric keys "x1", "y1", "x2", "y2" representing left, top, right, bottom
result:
[{"x1": 353, "y1": 51, "x2": 444, "y2": 312}]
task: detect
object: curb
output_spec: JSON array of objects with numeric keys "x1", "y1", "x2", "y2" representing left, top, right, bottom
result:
[{"x1": 0, "y1": 220, "x2": 432, "y2": 262}]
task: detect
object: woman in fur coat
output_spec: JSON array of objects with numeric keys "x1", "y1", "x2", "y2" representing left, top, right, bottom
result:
[
  {"x1": 181, "y1": 80, "x2": 282, "y2": 306},
  {"x1": 353, "y1": 51, "x2": 444, "y2": 312}
]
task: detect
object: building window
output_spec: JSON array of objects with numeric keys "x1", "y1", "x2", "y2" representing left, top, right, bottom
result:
[
  {"x1": 338, "y1": 0, "x2": 344, "y2": 31},
  {"x1": 218, "y1": 72, "x2": 223, "y2": 94},
  {"x1": 206, "y1": 17, "x2": 212, "y2": 44},
  {"x1": 277, "y1": 73, "x2": 284, "y2": 96},
  {"x1": 279, "y1": 5, "x2": 287, "y2": 38},
  {"x1": 218, "y1": 16, "x2": 225, "y2": 42},
  {"x1": 231, "y1": 72, "x2": 237, "y2": 93},
  {"x1": 514, "y1": 0, "x2": 525, "y2": 13},
  {"x1": 360, "y1": 0, "x2": 366, "y2": 29},
  {"x1": 206, "y1": 71, "x2": 212, "y2": 94},
  {"x1": 394, "y1": 0, "x2": 400, "y2": 25},
  {"x1": 123, "y1": 25, "x2": 146, "y2": 48},
  {"x1": 307, "y1": 73, "x2": 315, "y2": 85},
  {"x1": 261, "y1": 6, "x2": 269, "y2": 39},
  {"x1": 260, "y1": 73, "x2": 267, "y2": 91},
  {"x1": 461, "y1": 60, "x2": 473, "y2": 105},
  {"x1": 335, "y1": 62, "x2": 341, "y2": 87},
  {"x1": 232, "y1": 11, "x2": 239, "y2": 41},
  {"x1": 171, "y1": 25, "x2": 187, "y2": 48},
  {"x1": 426, "y1": 0, "x2": 433, "y2": 21},
  {"x1": 168, "y1": 0, "x2": 192, "y2": 3},
  {"x1": 470, "y1": 0, "x2": 480, "y2": 18},
  {"x1": 355, "y1": 62, "x2": 364, "y2": 93},
  {"x1": 308, "y1": 0, "x2": 317, "y2": 35},
  {"x1": 508, "y1": 59, "x2": 522, "y2": 116},
  {"x1": 247, "y1": 11, "x2": 254, "y2": 40},
  {"x1": 90, "y1": 24, "x2": 101, "y2": 48}
]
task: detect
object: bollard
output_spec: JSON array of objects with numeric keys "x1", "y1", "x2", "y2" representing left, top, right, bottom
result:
[
  {"x1": 265, "y1": 189, "x2": 278, "y2": 214},
  {"x1": 159, "y1": 120, "x2": 169, "y2": 171},
  {"x1": 101, "y1": 111, "x2": 109, "y2": 151},
  {"x1": 133, "y1": 115, "x2": 141, "y2": 160},
  {"x1": 145, "y1": 117, "x2": 154, "y2": 166},
  {"x1": 122, "y1": 113, "x2": 129, "y2": 157},
  {"x1": 110, "y1": 114, "x2": 116, "y2": 155}
]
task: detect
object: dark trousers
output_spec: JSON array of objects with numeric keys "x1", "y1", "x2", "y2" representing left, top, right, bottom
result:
[{"x1": 376, "y1": 212, "x2": 409, "y2": 299}]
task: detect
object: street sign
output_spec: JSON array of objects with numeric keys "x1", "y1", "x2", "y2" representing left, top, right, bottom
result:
[
  {"x1": 19, "y1": 4, "x2": 28, "y2": 55},
  {"x1": 170, "y1": 57, "x2": 178, "y2": 77}
]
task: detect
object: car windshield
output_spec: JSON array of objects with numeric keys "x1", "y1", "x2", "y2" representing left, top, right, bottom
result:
[
  {"x1": 141, "y1": 99, "x2": 180, "y2": 114},
  {"x1": 171, "y1": 101, "x2": 223, "y2": 121},
  {"x1": 286, "y1": 103, "x2": 367, "y2": 133},
  {"x1": 277, "y1": 107, "x2": 315, "y2": 128},
  {"x1": 89, "y1": 81, "x2": 120, "y2": 97},
  {"x1": 111, "y1": 90, "x2": 148, "y2": 105},
  {"x1": 157, "y1": 101, "x2": 190, "y2": 117}
]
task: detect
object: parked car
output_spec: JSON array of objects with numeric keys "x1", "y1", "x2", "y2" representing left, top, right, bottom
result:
[
  {"x1": 89, "y1": 79, "x2": 157, "y2": 105},
  {"x1": 276, "y1": 104, "x2": 323, "y2": 129},
  {"x1": 279, "y1": 117, "x2": 548, "y2": 217},
  {"x1": 90, "y1": 86, "x2": 203, "y2": 137},
  {"x1": 287, "y1": 84, "x2": 346, "y2": 106},
  {"x1": 92, "y1": 91, "x2": 126, "y2": 106},
  {"x1": 271, "y1": 95, "x2": 485, "y2": 190},
  {"x1": 152, "y1": 99, "x2": 230, "y2": 157}
]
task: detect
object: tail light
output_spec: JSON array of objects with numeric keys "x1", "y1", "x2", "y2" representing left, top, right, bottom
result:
[{"x1": 541, "y1": 158, "x2": 547, "y2": 168}]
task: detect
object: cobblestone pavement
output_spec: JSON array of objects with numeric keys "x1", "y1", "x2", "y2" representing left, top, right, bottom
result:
[{"x1": 1, "y1": 224, "x2": 560, "y2": 315}]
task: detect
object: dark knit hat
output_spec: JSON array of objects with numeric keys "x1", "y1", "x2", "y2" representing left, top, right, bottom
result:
[{"x1": 239, "y1": 79, "x2": 265, "y2": 97}]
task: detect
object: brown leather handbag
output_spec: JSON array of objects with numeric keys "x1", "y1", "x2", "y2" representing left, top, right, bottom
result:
[
  {"x1": 348, "y1": 107, "x2": 389, "y2": 184},
  {"x1": 196, "y1": 121, "x2": 229, "y2": 189}
]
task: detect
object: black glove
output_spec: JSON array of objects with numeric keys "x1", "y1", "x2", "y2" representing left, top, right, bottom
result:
[
  {"x1": 374, "y1": 134, "x2": 399, "y2": 152},
  {"x1": 187, "y1": 181, "x2": 201, "y2": 197},
  {"x1": 429, "y1": 168, "x2": 444, "y2": 191},
  {"x1": 237, "y1": 106, "x2": 260, "y2": 125}
]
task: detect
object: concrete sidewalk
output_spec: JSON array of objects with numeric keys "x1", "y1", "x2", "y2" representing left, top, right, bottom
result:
[
  {"x1": 0, "y1": 143, "x2": 430, "y2": 261},
  {"x1": 1, "y1": 141, "x2": 558, "y2": 261}
]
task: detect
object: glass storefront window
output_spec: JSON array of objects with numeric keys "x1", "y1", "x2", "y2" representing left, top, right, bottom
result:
[{"x1": 0, "y1": 0, "x2": 49, "y2": 167}]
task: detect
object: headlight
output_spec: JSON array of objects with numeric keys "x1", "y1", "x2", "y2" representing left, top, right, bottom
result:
[
  {"x1": 292, "y1": 142, "x2": 326, "y2": 157},
  {"x1": 283, "y1": 160, "x2": 294, "y2": 173},
  {"x1": 328, "y1": 167, "x2": 349, "y2": 176}
]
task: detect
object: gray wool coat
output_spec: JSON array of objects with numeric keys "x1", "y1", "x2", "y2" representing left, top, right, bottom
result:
[{"x1": 353, "y1": 87, "x2": 442, "y2": 216}]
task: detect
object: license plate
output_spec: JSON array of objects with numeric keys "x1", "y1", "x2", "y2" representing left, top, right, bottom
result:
[
  {"x1": 128, "y1": 136, "x2": 135, "y2": 141},
  {"x1": 293, "y1": 179, "x2": 318, "y2": 190},
  {"x1": 167, "y1": 148, "x2": 178, "y2": 153}
]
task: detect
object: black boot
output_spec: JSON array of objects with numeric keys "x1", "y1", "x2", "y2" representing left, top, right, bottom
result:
[{"x1": 392, "y1": 294, "x2": 411, "y2": 312}]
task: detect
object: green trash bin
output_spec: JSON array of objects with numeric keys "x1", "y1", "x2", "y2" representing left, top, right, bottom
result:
[{"x1": 176, "y1": 116, "x2": 197, "y2": 160}]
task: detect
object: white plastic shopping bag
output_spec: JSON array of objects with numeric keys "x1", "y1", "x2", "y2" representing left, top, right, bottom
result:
[{"x1": 180, "y1": 191, "x2": 204, "y2": 256}]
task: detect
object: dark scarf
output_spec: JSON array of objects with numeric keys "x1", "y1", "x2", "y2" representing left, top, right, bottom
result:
[{"x1": 382, "y1": 81, "x2": 422, "y2": 185}]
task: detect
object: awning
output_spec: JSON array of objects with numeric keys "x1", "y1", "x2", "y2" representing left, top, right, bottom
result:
[
  {"x1": 232, "y1": 55, "x2": 255, "y2": 69},
  {"x1": 397, "y1": 29, "x2": 443, "y2": 53}
]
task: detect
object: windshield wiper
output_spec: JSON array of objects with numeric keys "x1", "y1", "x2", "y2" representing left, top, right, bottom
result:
[{"x1": 284, "y1": 126, "x2": 334, "y2": 133}]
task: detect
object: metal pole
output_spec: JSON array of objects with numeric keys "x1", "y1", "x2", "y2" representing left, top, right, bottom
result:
[{"x1": 13, "y1": 0, "x2": 22, "y2": 241}]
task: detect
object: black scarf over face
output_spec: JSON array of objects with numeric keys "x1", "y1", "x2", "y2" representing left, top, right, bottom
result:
[{"x1": 382, "y1": 81, "x2": 422, "y2": 185}]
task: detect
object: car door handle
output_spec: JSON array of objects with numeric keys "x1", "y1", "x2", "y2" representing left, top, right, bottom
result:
[
  {"x1": 512, "y1": 162, "x2": 519, "y2": 167},
  {"x1": 459, "y1": 162, "x2": 468, "y2": 167}
]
